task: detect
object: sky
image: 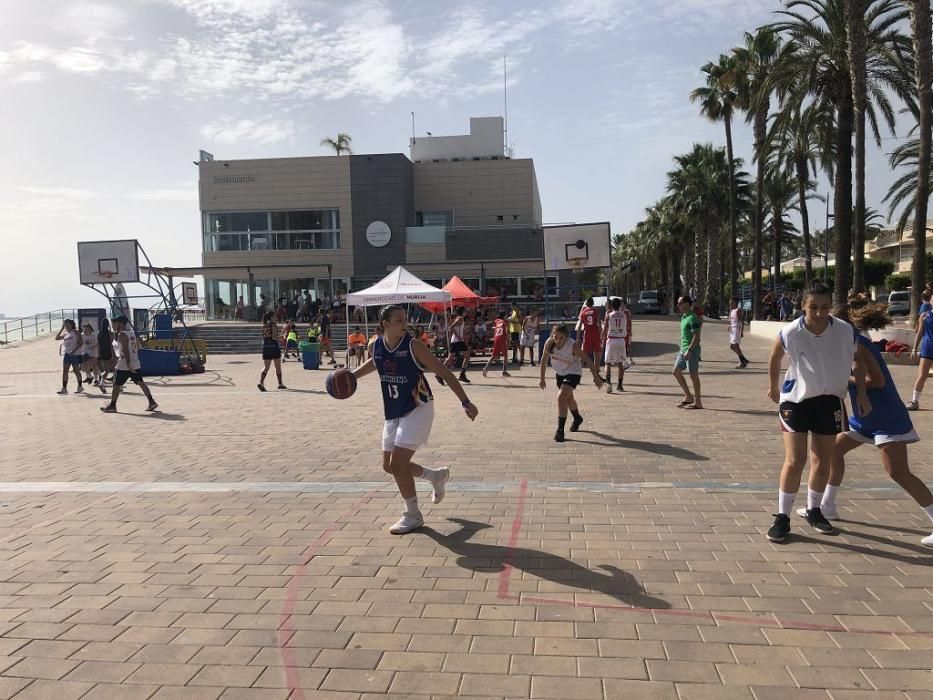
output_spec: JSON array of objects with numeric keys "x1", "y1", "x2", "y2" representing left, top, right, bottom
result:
[{"x1": 0, "y1": 0, "x2": 914, "y2": 317}]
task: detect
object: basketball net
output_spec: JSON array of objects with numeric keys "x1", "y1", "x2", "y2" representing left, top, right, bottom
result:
[
  {"x1": 95, "y1": 271, "x2": 115, "y2": 280},
  {"x1": 567, "y1": 258, "x2": 587, "y2": 272}
]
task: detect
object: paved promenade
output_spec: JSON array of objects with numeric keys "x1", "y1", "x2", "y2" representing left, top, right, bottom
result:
[{"x1": 0, "y1": 317, "x2": 931, "y2": 699}]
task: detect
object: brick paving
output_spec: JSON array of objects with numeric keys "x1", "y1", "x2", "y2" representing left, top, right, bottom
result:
[{"x1": 0, "y1": 317, "x2": 931, "y2": 698}]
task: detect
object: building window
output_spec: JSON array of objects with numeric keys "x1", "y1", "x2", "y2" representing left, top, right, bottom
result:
[
  {"x1": 204, "y1": 209, "x2": 341, "y2": 250},
  {"x1": 416, "y1": 211, "x2": 453, "y2": 227},
  {"x1": 208, "y1": 212, "x2": 268, "y2": 232},
  {"x1": 512, "y1": 215, "x2": 519, "y2": 221},
  {"x1": 497, "y1": 215, "x2": 504, "y2": 222}
]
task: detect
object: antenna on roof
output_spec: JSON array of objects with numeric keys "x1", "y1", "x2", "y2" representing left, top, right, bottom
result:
[{"x1": 503, "y1": 55, "x2": 508, "y2": 158}]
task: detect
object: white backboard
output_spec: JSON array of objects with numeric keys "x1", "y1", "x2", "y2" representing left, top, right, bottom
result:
[
  {"x1": 543, "y1": 223, "x2": 611, "y2": 272},
  {"x1": 78, "y1": 240, "x2": 140, "y2": 285}
]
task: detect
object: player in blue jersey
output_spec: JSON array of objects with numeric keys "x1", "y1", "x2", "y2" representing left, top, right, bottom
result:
[
  {"x1": 353, "y1": 305, "x2": 478, "y2": 534},
  {"x1": 810, "y1": 300, "x2": 933, "y2": 547},
  {"x1": 907, "y1": 289, "x2": 933, "y2": 411}
]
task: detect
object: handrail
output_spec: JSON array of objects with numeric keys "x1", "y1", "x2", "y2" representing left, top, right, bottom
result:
[{"x1": 0, "y1": 309, "x2": 78, "y2": 345}]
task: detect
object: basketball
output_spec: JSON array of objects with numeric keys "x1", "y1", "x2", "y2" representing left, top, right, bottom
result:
[{"x1": 326, "y1": 368, "x2": 357, "y2": 400}]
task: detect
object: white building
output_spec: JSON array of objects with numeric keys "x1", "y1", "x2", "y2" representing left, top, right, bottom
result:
[{"x1": 410, "y1": 117, "x2": 505, "y2": 162}]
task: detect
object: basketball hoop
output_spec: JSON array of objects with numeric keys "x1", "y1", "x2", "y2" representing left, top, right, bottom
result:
[
  {"x1": 94, "y1": 270, "x2": 115, "y2": 280},
  {"x1": 567, "y1": 257, "x2": 587, "y2": 272}
]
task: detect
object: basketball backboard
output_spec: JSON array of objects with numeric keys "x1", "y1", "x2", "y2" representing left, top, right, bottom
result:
[
  {"x1": 77, "y1": 240, "x2": 140, "y2": 285},
  {"x1": 543, "y1": 223, "x2": 611, "y2": 272},
  {"x1": 182, "y1": 282, "x2": 198, "y2": 305}
]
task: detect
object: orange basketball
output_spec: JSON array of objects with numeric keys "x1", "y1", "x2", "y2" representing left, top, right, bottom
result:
[{"x1": 325, "y1": 368, "x2": 357, "y2": 399}]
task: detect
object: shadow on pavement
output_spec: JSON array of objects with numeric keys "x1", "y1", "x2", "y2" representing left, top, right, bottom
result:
[
  {"x1": 119, "y1": 410, "x2": 187, "y2": 421},
  {"x1": 833, "y1": 518, "x2": 931, "y2": 537},
  {"x1": 571, "y1": 430, "x2": 708, "y2": 460},
  {"x1": 793, "y1": 532, "x2": 933, "y2": 563},
  {"x1": 421, "y1": 518, "x2": 672, "y2": 609},
  {"x1": 630, "y1": 341, "x2": 679, "y2": 358}
]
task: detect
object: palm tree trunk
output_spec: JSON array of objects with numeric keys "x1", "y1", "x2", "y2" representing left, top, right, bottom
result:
[
  {"x1": 695, "y1": 223, "x2": 707, "y2": 305},
  {"x1": 833, "y1": 84, "x2": 855, "y2": 305},
  {"x1": 847, "y1": 0, "x2": 867, "y2": 293},
  {"x1": 705, "y1": 222, "x2": 722, "y2": 316},
  {"x1": 909, "y1": 0, "x2": 931, "y2": 326},
  {"x1": 795, "y1": 157, "x2": 814, "y2": 284},
  {"x1": 659, "y1": 249, "x2": 670, "y2": 306},
  {"x1": 773, "y1": 207, "x2": 782, "y2": 288},
  {"x1": 684, "y1": 228, "x2": 696, "y2": 295},
  {"x1": 752, "y1": 107, "x2": 768, "y2": 318},
  {"x1": 670, "y1": 246, "x2": 681, "y2": 313},
  {"x1": 724, "y1": 116, "x2": 738, "y2": 299}
]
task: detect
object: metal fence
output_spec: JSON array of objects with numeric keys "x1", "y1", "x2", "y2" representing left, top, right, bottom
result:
[{"x1": 0, "y1": 309, "x2": 78, "y2": 345}]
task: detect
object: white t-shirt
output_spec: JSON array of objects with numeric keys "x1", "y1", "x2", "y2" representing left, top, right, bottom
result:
[
  {"x1": 606, "y1": 310, "x2": 627, "y2": 339},
  {"x1": 548, "y1": 338, "x2": 582, "y2": 376},
  {"x1": 62, "y1": 330, "x2": 80, "y2": 354},
  {"x1": 779, "y1": 316, "x2": 857, "y2": 403},
  {"x1": 114, "y1": 329, "x2": 141, "y2": 371},
  {"x1": 82, "y1": 332, "x2": 99, "y2": 358},
  {"x1": 729, "y1": 308, "x2": 742, "y2": 334}
]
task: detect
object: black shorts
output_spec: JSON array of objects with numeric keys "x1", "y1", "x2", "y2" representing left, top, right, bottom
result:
[
  {"x1": 114, "y1": 369, "x2": 144, "y2": 387},
  {"x1": 779, "y1": 395, "x2": 845, "y2": 435},
  {"x1": 555, "y1": 373, "x2": 581, "y2": 389},
  {"x1": 262, "y1": 342, "x2": 281, "y2": 360},
  {"x1": 63, "y1": 353, "x2": 83, "y2": 367},
  {"x1": 450, "y1": 341, "x2": 468, "y2": 353},
  {"x1": 510, "y1": 332, "x2": 520, "y2": 344}
]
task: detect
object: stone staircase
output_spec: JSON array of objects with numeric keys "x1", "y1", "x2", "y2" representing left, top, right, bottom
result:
[{"x1": 187, "y1": 322, "x2": 349, "y2": 355}]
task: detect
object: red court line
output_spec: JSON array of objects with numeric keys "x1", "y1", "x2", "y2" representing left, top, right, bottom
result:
[
  {"x1": 497, "y1": 478, "x2": 529, "y2": 598},
  {"x1": 277, "y1": 492, "x2": 375, "y2": 700},
  {"x1": 495, "y1": 480, "x2": 932, "y2": 639}
]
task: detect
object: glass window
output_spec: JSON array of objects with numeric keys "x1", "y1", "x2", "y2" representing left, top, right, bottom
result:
[
  {"x1": 209, "y1": 212, "x2": 268, "y2": 232},
  {"x1": 289, "y1": 211, "x2": 325, "y2": 230},
  {"x1": 416, "y1": 211, "x2": 452, "y2": 227},
  {"x1": 249, "y1": 234, "x2": 271, "y2": 251},
  {"x1": 217, "y1": 233, "x2": 248, "y2": 251}
]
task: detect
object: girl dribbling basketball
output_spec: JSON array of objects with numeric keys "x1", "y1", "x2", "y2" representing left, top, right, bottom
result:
[
  {"x1": 353, "y1": 305, "x2": 478, "y2": 534},
  {"x1": 539, "y1": 324, "x2": 603, "y2": 442}
]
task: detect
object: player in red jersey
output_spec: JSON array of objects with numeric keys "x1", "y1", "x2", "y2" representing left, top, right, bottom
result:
[
  {"x1": 577, "y1": 297, "x2": 602, "y2": 367},
  {"x1": 482, "y1": 311, "x2": 511, "y2": 377}
]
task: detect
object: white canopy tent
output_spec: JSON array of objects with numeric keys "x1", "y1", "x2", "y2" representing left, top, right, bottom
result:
[{"x1": 345, "y1": 266, "x2": 452, "y2": 349}]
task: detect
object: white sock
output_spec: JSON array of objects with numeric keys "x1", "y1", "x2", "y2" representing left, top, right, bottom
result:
[
  {"x1": 778, "y1": 490, "x2": 796, "y2": 516},
  {"x1": 404, "y1": 496, "x2": 419, "y2": 516},
  {"x1": 807, "y1": 488, "x2": 824, "y2": 510},
  {"x1": 923, "y1": 504, "x2": 933, "y2": 525},
  {"x1": 912, "y1": 390, "x2": 922, "y2": 403},
  {"x1": 822, "y1": 484, "x2": 839, "y2": 509}
]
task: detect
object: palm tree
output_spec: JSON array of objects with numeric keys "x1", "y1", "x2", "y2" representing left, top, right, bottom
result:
[
  {"x1": 846, "y1": 0, "x2": 868, "y2": 292},
  {"x1": 768, "y1": 102, "x2": 835, "y2": 284},
  {"x1": 734, "y1": 28, "x2": 784, "y2": 318},
  {"x1": 907, "y1": 0, "x2": 931, "y2": 325},
  {"x1": 769, "y1": 0, "x2": 912, "y2": 303},
  {"x1": 691, "y1": 54, "x2": 740, "y2": 298},
  {"x1": 763, "y1": 165, "x2": 800, "y2": 288},
  {"x1": 320, "y1": 133, "x2": 353, "y2": 156}
]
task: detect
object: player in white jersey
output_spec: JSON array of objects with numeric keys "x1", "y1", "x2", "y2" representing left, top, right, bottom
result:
[
  {"x1": 728, "y1": 297, "x2": 750, "y2": 368},
  {"x1": 539, "y1": 323, "x2": 603, "y2": 442},
  {"x1": 100, "y1": 315, "x2": 158, "y2": 413},
  {"x1": 765, "y1": 281, "x2": 870, "y2": 542},
  {"x1": 602, "y1": 297, "x2": 627, "y2": 393}
]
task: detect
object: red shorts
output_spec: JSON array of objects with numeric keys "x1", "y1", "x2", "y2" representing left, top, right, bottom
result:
[
  {"x1": 493, "y1": 337, "x2": 508, "y2": 356},
  {"x1": 581, "y1": 335, "x2": 601, "y2": 356}
]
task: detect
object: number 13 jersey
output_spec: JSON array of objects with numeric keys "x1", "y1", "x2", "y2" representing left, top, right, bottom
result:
[{"x1": 373, "y1": 334, "x2": 434, "y2": 419}]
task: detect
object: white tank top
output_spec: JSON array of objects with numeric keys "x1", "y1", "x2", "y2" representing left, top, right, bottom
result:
[
  {"x1": 606, "y1": 310, "x2": 627, "y2": 338},
  {"x1": 729, "y1": 308, "x2": 742, "y2": 333},
  {"x1": 115, "y1": 329, "x2": 141, "y2": 371},
  {"x1": 549, "y1": 337, "x2": 582, "y2": 376},
  {"x1": 450, "y1": 317, "x2": 464, "y2": 344},
  {"x1": 778, "y1": 316, "x2": 856, "y2": 402}
]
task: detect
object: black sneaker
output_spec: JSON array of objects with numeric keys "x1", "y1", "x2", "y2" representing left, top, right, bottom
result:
[
  {"x1": 802, "y1": 507, "x2": 834, "y2": 535},
  {"x1": 767, "y1": 513, "x2": 791, "y2": 542},
  {"x1": 554, "y1": 430, "x2": 565, "y2": 443},
  {"x1": 569, "y1": 415, "x2": 584, "y2": 432},
  {"x1": 459, "y1": 373, "x2": 471, "y2": 384},
  {"x1": 436, "y1": 375, "x2": 446, "y2": 386},
  {"x1": 616, "y1": 384, "x2": 624, "y2": 392}
]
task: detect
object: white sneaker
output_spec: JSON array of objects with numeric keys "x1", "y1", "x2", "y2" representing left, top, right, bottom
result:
[
  {"x1": 430, "y1": 467, "x2": 450, "y2": 504},
  {"x1": 922, "y1": 532, "x2": 933, "y2": 548},
  {"x1": 389, "y1": 512, "x2": 424, "y2": 535},
  {"x1": 797, "y1": 505, "x2": 838, "y2": 520}
]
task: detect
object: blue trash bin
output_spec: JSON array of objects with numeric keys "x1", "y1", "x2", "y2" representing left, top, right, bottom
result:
[{"x1": 302, "y1": 343, "x2": 320, "y2": 370}]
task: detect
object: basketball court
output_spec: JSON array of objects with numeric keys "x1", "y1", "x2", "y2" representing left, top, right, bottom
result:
[{"x1": 0, "y1": 314, "x2": 931, "y2": 697}]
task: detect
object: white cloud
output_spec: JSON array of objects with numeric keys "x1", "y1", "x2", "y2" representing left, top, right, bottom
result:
[
  {"x1": 201, "y1": 118, "x2": 294, "y2": 145},
  {"x1": 11, "y1": 71, "x2": 44, "y2": 83},
  {"x1": 127, "y1": 186, "x2": 197, "y2": 202},
  {"x1": 18, "y1": 186, "x2": 100, "y2": 200}
]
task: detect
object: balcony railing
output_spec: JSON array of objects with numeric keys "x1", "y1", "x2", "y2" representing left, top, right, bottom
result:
[{"x1": 1, "y1": 309, "x2": 78, "y2": 345}]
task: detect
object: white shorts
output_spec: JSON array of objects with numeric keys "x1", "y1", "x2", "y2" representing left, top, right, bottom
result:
[
  {"x1": 729, "y1": 330, "x2": 742, "y2": 345},
  {"x1": 844, "y1": 428, "x2": 919, "y2": 446},
  {"x1": 520, "y1": 331, "x2": 536, "y2": 347},
  {"x1": 604, "y1": 338, "x2": 627, "y2": 365},
  {"x1": 382, "y1": 401, "x2": 435, "y2": 452}
]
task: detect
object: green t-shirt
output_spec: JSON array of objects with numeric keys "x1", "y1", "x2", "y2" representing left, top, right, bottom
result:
[{"x1": 680, "y1": 312, "x2": 701, "y2": 352}]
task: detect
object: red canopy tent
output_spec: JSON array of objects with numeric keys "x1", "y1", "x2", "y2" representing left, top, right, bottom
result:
[{"x1": 421, "y1": 276, "x2": 498, "y2": 313}]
